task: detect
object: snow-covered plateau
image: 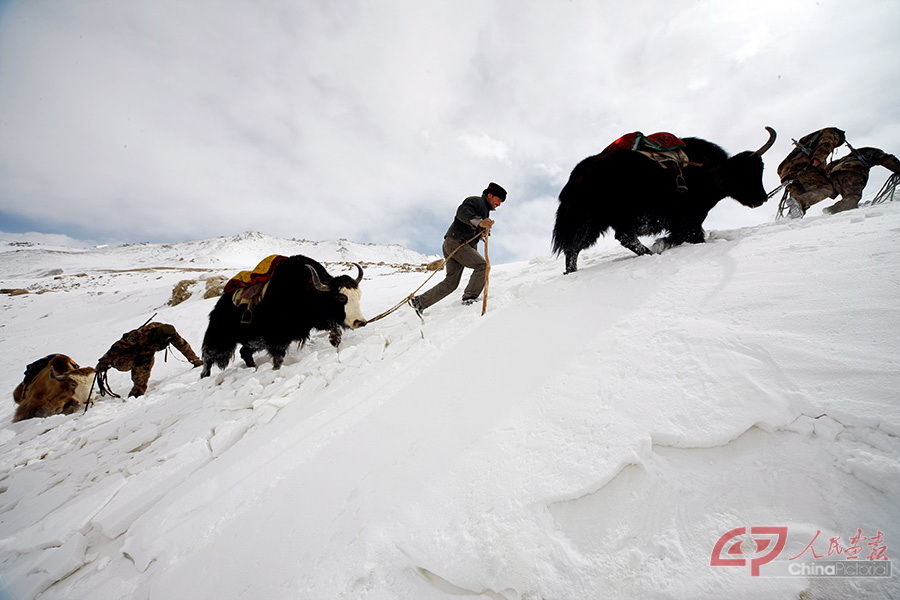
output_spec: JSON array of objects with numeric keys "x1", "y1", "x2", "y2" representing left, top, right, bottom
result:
[{"x1": 0, "y1": 211, "x2": 898, "y2": 600}]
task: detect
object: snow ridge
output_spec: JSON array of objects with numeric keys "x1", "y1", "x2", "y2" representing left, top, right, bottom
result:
[{"x1": 1, "y1": 210, "x2": 899, "y2": 600}]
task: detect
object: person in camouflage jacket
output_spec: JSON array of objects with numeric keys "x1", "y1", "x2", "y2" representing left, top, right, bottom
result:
[
  {"x1": 821, "y1": 147, "x2": 900, "y2": 214},
  {"x1": 96, "y1": 322, "x2": 202, "y2": 397},
  {"x1": 777, "y1": 127, "x2": 846, "y2": 216}
]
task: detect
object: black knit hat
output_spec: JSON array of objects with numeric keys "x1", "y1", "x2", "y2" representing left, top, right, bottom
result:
[{"x1": 484, "y1": 182, "x2": 507, "y2": 200}]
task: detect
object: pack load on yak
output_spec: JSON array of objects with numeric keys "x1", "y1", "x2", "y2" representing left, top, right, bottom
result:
[
  {"x1": 224, "y1": 254, "x2": 288, "y2": 324},
  {"x1": 604, "y1": 132, "x2": 692, "y2": 191},
  {"x1": 603, "y1": 131, "x2": 690, "y2": 192},
  {"x1": 604, "y1": 131, "x2": 687, "y2": 153}
]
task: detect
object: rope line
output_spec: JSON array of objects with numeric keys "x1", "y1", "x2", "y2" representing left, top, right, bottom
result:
[{"x1": 366, "y1": 230, "x2": 487, "y2": 324}]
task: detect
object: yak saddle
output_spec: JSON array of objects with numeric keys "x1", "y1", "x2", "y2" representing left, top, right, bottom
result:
[
  {"x1": 605, "y1": 131, "x2": 694, "y2": 192},
  {"x1": 224, "y1": 254, "x2": 287, "y2": 324}
]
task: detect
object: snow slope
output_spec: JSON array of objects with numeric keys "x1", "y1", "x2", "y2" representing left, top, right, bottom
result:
[{"x1": 0, "y1": 208, "x2": 898, "y2": 600}]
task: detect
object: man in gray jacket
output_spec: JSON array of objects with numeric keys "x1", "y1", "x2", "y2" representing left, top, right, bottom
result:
[{"x1": 412, "y1": 182, "x2": 507, "y2": 314}]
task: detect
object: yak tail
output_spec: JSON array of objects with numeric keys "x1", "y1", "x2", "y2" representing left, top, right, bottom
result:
[
  {"x1": 201, "y1": 326, "x2": 237, "y2": 370},
  {"x1": 201, "y1": 298, "x2": 239, "y2": 370},
  {"x1": 551, "y1": 179, "x2": 609, "y2": 255}
]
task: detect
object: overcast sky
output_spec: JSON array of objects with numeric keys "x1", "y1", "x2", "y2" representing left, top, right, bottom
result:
[{"x1": 1, "y1": 0, "x2": 898, "y2": 263}]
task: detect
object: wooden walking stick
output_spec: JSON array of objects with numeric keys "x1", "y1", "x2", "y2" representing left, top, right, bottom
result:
[{"x1": 481, "y1": 229, "x2": 491, "y2": 316}]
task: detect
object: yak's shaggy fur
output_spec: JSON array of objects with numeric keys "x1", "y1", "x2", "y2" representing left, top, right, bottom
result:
[
  {"x1": 552, "y1": 128, "x2": 776, "y2": 273},
  {"x1": 201, "y1": 255, "x2": 366, "y2": 376}
]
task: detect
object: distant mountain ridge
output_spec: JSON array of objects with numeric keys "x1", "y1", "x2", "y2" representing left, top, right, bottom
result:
[{"x1": 0, "y1": 231, "x2": 437, "y2": 280}]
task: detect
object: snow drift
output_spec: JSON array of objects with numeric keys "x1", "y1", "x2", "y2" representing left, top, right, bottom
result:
[{"x1": 0, "y1": 211, "x2": 898, "y2": 600}]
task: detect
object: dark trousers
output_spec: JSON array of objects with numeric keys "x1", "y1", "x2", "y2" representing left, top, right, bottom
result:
[{"x1": 416, "y1": 237, "x2": 486, "y2": 310}]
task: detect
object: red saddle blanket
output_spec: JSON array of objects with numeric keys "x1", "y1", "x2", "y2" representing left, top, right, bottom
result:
[
  {"x1": 224, "y1": 254, "x2": 287, "y2": 295},
  {"x1": 604, "y1": 131, "x2": 687, "y2": 153}
]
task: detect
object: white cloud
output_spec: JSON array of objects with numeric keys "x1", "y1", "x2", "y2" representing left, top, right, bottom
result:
[
  {"x1": 458, "y1": 132, "x2": 511, "y2": 164},
  {"x1": 0, "y1": 0, "x2": 898, "y2": 261}
]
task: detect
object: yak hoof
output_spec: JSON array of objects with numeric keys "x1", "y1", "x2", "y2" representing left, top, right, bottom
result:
[{"x1": 650, "y1": 238, "x2": 671, "y2": 254}]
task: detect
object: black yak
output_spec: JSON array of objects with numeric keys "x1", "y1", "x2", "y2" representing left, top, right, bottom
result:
[
  {"x1": 200, "y1": 256, "x2": 366, "y2": 377},
  {"x1": 552, "y1": 127, "x2": 777, "y2": 273}
]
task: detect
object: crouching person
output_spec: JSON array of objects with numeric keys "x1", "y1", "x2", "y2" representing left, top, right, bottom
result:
[{"x1": 96, "y1": 322, "x2": 202, "y2": 398}]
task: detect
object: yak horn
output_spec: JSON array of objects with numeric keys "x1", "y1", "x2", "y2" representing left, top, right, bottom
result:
[
  {"x1": 352, "y1": 263, "x2": 363, "y2": 285},
  {"x1": 753, "y1": 126, "x2": 777, "y2": 156},
  {"x1": 306, "y1": 265, "x2": 331, "y2": 292}
]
